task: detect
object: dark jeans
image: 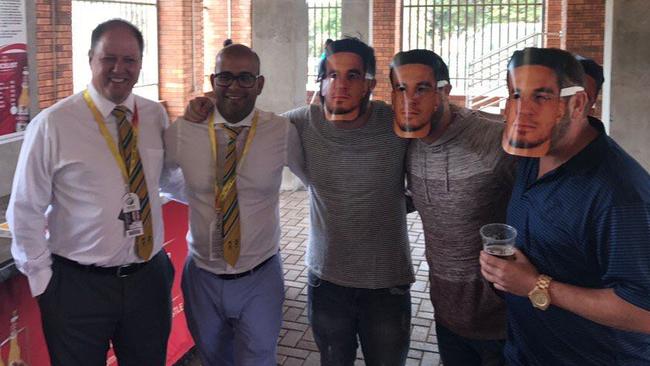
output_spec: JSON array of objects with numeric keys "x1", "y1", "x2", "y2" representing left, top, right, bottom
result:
[
  {"x1": 307, "y1": 272, "x2": 411, "y2": 366},
  {"x1": 38, "y1": 251, "x2": 175, "y2": 366},
  {"x1": 436, "y1": 323, "x2": 505, "y2": 366}
]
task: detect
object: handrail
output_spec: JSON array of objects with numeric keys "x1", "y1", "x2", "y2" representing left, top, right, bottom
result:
[
  {"x1": 465, "y1": 31, "x2": 563, "y2": 111},
  {"x1": 468, "y1": 32, "x2": 562, "y2": 68}
]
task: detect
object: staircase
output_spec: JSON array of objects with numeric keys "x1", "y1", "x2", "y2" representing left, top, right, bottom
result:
[{"x1": 465, "y1": 32, "x2": 562, "y2": 114}]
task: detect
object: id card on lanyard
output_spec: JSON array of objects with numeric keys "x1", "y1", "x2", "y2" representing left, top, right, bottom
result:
[
  {"x1": 82, "y1": 89, "x2": 144, "y2": 238},
  {"x1": 207, "y1": 110, "x2": 258, "y2": 261}
]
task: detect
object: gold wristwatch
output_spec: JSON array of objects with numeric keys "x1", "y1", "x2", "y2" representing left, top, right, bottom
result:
[{"x1": 528, "y1": 274, "x2": 552, "y2": 310}]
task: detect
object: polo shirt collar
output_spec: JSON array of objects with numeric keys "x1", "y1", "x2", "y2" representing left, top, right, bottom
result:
[{"x1": 558, "y1": 116, "x2": 608, "y2": 175}]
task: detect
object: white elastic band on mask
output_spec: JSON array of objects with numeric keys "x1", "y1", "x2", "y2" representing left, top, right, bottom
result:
[
  {"x1": 437, "y1": 80, "x2": 449, "y2": 88},
  {"x1": 560, "y1": 86, "x2": 584, "y2": 97},
  {"x1": 365, "y1": 73, "x2": 374, "y2": 80}
]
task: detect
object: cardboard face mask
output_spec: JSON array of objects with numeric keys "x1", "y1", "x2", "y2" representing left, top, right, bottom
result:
[
  {"x1": 391, "y1": 63, "x2": 443, "y2": 138},
  {"x1": 502, "y1": 65, "x2": 583, "y2": 157},
  {"x1": 320, "y1": 52, "x2": 371, "y2": 122}
]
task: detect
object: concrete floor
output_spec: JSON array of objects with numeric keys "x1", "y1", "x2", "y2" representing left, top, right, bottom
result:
[{"x1": 183, "y1": 190, "x2": 440, "y2": 365}]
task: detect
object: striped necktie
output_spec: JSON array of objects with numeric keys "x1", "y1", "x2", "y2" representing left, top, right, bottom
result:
[
  {"x1": 222, "y1": 125, "x2": 243, "y2": 266},
  {"x1": 113, "y1": 105, "x2": 154, "y2": 260}
]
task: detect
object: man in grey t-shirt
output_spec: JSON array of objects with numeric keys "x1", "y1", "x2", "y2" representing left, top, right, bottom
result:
[
  {"x1": 284, "y1": 38, "x2": 413, "y2": 366},
  {"x1": 393, "y1": 49, "x2": 516, "y2": 366}
]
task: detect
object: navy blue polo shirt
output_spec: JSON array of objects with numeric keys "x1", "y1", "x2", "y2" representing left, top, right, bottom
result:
[{"x1": 505, "y1": 117, "x2": 650, "y2": 365}]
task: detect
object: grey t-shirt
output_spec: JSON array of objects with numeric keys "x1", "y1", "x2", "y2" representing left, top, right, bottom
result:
[
  {"x1": 407, "y1": 105, "x2": 516, "y2": 340},
  {"x1": 284, "y1": 101, "x2": 414, "y2": 289}
]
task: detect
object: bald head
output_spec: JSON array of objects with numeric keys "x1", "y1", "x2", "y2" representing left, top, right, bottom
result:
[{"x1": 215, "y1": 44, "x2": 261, "y2": 75}]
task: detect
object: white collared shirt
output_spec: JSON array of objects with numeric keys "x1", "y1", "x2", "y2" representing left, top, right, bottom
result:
[
  {"x1": 8, "y1": 84, "x2": 175, "y2": 296},
  {"x1": 165, "y1": 108, "x2": 306, "y2": 274}
]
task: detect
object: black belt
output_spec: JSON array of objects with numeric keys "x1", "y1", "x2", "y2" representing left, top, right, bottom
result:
[
  {"x1": 216, "y1": 255, "x2": 275, "y2": 280},
  {"x1": 53, "y1": 254, "x2": 154, "y2": 278}
]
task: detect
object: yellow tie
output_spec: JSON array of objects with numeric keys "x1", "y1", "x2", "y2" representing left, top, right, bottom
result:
[
  {"x1": 221, "y1": 125, "x2": 243, "y2": 266},
  {"x1": 113, "y1": 106, "x2": 154, "y2": 260}
]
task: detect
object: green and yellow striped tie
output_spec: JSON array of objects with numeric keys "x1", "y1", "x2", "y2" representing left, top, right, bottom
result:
[
  {"x1": 221, "y1": 125, "x2": 243, "y2": 266},
  {"x1": 113, "y1": 105, "x2": 154, "y2": 260}
]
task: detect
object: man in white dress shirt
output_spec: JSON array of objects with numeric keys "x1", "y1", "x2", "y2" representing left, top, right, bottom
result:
[
  {"x1": 165, "y1": 42, "x2": 306, "y2": 365},
  {"x1": 8, "y1": 19, "x2": 179, "y2": 365}
]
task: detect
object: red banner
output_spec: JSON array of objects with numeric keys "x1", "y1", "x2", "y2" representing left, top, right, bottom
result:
[{"x1": 0, "y1": 201, "x2": 194, "y2": 365}]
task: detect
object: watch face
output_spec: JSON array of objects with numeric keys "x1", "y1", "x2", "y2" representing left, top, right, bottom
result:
[{"x1": 530, "y1": 289, "x2": 550, "y2": 308}]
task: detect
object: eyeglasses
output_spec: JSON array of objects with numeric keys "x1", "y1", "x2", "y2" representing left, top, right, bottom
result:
[{"x1": 213, "y1": 72, "x2": 260, "y2": 88}]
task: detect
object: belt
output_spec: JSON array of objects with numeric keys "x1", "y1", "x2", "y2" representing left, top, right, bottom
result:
[
  {"x1": 53, "y1": 254, "x2": 154, "y2": 278},
  {"x1": 216, "y1": 255, "x2": 275, "y2": 280}
]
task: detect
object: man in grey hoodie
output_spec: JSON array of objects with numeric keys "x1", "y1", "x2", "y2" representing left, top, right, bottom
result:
[{"x1": 394, "y1": 49, "x2": 516, "y2": 366}]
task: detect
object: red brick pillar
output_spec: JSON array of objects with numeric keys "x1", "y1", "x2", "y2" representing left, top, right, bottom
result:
[
  {"x1": 158, "y1": 0, "x2": 205, "y2": 119},
  {"x1": 544, "y1": 0, "x2": 563, "y2": 48},
  {"x1": 35, "y1": 0, "x2": 73, "y2": 109},
  {"x1": 564, "y1": 0, "x2": 605, "y2": 63},
  {"x1": 371, "y1": 0, "x2": 400, "y2": 103},
  {"x1": 203, "y1": 0, "x2": 252, "y2": 75}
]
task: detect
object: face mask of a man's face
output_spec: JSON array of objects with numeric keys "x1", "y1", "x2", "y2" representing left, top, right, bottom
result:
[
  {"x1": 503, "y1": 65, "x2": 567, "y2": 157},
  {"x1": 391, "y1": 63, "x2": 442, "y2": 138},
  {"x1": 320, "y1": 52, "x2": 372, "y2": 122}
]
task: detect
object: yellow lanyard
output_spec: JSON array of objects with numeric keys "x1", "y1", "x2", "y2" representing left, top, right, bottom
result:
[
  {"x1": 83, "y1": 90, "x2": 139, "y2": 184},
  {"x1": 208, "y1": 110, "x2": 259, "y2": 207}
]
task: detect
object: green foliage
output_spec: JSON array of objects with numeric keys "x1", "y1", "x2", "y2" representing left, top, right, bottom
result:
[
  {"x1": 308, "y1": 1, "x2": 342, "y2": 57},
  {"x1": 404, "y1": 0, "x2": 543, "y2": 41}
]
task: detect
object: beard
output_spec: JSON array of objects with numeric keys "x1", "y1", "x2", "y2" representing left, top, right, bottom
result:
[
  {"x1": 508, "y1": 137, "x2": 548, "y2": 149},
  {"x1": 507, "y1": 108, "x2": 572, "y2": 150},
  {"x1": 548, "y1": 109, "x2": 572, "y2": 152},
  {"x1": 398, "y1": 122, "x2": 428, "y2": 132},
  {"x1": 325, "y1": 103, "x2": 357, "y2": 115}
]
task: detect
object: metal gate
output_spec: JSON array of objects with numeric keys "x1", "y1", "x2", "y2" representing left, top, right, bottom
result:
[
  {"x1": 402, "y1": 0, "x2": 545, "y2": 101},
  {"x1": 307, "y1": 0, "x2": 342, "y2": 90}
]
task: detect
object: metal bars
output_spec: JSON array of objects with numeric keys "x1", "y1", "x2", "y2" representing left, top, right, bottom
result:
[
  {"x1": 71, "y1": 0, "x2": 159, "y2": 100},
  {"x1": 402, "y1": 0, "x2": 544, "y2": 96},
  {"x1": 306, "y1": 0, "x2": 342, "y2": 90}
]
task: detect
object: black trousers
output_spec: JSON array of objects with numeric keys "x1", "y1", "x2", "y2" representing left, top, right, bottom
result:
[{"x1": 38, "y1": 250, "x2": 175, "y2": 366}]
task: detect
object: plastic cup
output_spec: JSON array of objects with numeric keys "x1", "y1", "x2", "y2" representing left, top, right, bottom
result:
[{"x1": 480, "y1": 223, "x2": 517, "y2": 260}]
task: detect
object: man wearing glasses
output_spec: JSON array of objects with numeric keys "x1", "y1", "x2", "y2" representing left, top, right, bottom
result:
[{"x1": 164, "y1": 41, "x2": 306, "y2": 365}]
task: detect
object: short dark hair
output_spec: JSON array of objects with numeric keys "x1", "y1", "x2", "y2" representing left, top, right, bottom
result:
[
  {"x1": 575, "y1": 54, "x2": 604, "y2": 95},
  {"x1": 389, "y1": 49, "x2": 449, "y2": 87},
  {"x1": 317, "y1": 37, "x2": 376, "y2": 82},
  {"x1": 507, "y1": 47, "x2": 584, "y2": 90},
  {"x1": 90, "y1": 19, "x2": 144, "y2": 56}
]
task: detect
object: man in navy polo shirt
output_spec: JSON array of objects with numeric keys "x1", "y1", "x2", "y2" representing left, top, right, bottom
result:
[{"x1": 480, "y1": 47, "x2": 650, "y2": 365}]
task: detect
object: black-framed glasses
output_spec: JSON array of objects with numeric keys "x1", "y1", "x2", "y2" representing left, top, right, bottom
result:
[{"x1": 214, "y1": 72, "x2": 260, "y2": 88}]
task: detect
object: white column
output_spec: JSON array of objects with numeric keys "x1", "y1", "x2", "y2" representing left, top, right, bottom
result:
[
  {"x1": 342, "y1": 0, "x2": 371, "y2": 43},
  {"x1": 605, "y1": 0, "x2": 650, "y2": 170},
  {"x1": 252, "y1": 0, "x2": 308, "y2": 190}
]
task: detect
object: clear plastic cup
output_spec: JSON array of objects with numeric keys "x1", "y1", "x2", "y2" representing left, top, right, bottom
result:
[{"x1": 480, "y1": 223, "x2": 517, "y2": 260}]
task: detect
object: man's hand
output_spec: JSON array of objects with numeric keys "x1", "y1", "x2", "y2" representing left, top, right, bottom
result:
[
  {"x1": 480, "y1": 248, "x2": 539, "y2": 297},
  {"x1": 183, "y1": 96, "x2": 214, "y2": 122}
]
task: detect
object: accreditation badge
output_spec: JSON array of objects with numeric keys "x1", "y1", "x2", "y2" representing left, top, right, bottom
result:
[
  {"x1": 120, "y1": 192, "x2": 144, "y2": 238},
  {"x1": 209, "y1": 208, "x2": 224, "y2": 261}
]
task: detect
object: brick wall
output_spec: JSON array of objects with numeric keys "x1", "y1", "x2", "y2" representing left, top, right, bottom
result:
[
  {"x1": 565, "y1": 0, "x2": 605, "y2": 63},
  {"x1": 158, "y1": 0, "x2": 205, "y2": 119},
  {"x1": 371, "y1": 0, "x2": 401, "y2": 103},
  {"x1": 545, "y1": 0, "x2": 605, "y2": 114},
  {"x1": 35, "y1": 0, "x2": 73, "y2": 110},
  {"x1": 203, "y1": 0, "x2": 252, "y2": 91},
  {"x1": 545, "y1": 0, "x2": 563, "y2": 48}
]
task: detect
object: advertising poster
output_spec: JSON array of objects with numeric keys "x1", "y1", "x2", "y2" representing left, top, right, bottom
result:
[{"x1": 0, "y1": 0, "x2": 29, "y2": 136}]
